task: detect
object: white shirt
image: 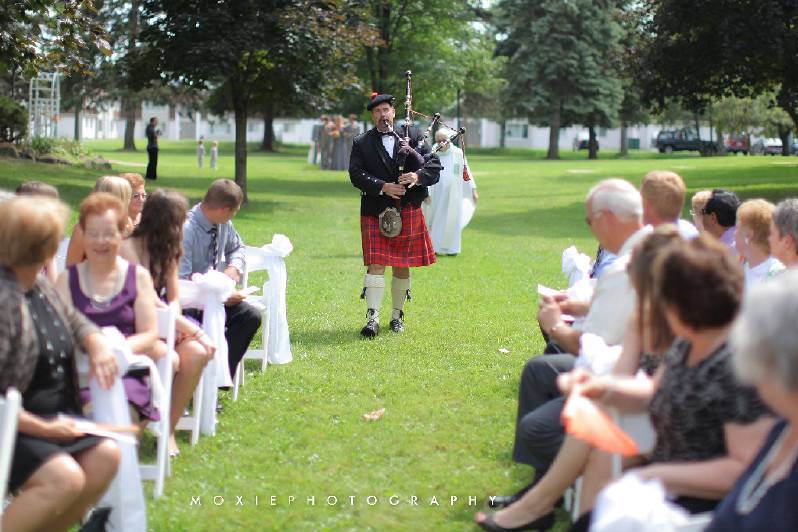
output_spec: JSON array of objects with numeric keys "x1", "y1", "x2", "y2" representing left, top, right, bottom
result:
[
  {"x1": 676, "y1": 219, "x2": 700, "y2": 239},
  {"x1": 573, "y1": 226, "x2": 652, "y2": 345},
  {"x1": 744, "y1": 256, "x2": 785, "y2": 290},
  {"x1": 381, "y1": 134, "x2": 395, "y2": 157}
]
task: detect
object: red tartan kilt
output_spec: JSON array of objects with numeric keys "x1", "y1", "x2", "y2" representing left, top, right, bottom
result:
[{"x1": 361, "y1": 205, "x2": 436, "y2": 267}]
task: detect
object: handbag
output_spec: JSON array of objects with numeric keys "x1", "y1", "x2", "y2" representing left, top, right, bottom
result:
[{"x1": 379, "y1": 202, "x2": 402, "y2": 238}]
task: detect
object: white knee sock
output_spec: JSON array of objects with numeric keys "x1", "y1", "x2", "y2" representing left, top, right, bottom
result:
[
  {"x1": 364, "y1": 274, "x2": 385, "y2": 317},
  {"x1": 391, "y1": 276, "x2": 411, "y2": 320}
]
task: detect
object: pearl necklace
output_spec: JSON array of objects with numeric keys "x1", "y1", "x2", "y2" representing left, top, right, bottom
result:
[{"x1": 85, "y1": 263, "x2": 123, "y2": 310}]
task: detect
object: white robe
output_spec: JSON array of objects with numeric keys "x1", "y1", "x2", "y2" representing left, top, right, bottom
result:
[{"x1": 422, "y1": 145, "x2": 476, "y2": 255}]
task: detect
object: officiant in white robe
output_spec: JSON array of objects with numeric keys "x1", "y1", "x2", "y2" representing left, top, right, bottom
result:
[{"x1": 422, "y1": 128, "x2": 478, "y2": 255}]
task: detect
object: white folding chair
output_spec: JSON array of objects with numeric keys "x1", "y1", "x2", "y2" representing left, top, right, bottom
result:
[
  {"x1": 138, "y1": 303, "x2": 177, "y2": 499},
  {"x1": 0, "y1": 388, "x2": 21, "y2": 518},
  {"x1": 54, "y1": 236, "x2": 70, "y2": 274},
  {"x1": 231, "y1": 246, "x2": 272, "y2": 401}
]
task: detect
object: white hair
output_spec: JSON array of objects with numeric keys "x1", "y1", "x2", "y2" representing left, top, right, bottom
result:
[
  {"x1": 731, "y1": 269, "x2": 798, "y2": 391},
  {"x1": 586, "y1": 178, "x2": 643, "y2": 221},
  {"x1": 435, "y1": 127, "x2": 455, "y2": 140}
]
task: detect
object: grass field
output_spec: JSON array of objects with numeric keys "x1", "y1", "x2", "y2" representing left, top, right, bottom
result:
[{"x1": 1, "y1": 141, "x2": 798, "y2": 531}]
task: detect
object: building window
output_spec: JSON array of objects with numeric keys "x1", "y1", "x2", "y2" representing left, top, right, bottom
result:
[{"x1": 506, "y1": 123, "x2": 528, "y2": 138}]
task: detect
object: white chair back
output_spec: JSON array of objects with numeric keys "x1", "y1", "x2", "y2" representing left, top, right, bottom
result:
[
  {"x1": 139, "y1": 303, "x2": 178, "y2": 498},
  {"x1": 54, "y1": 237, "x2": 70, "y2": 274},
  {"x1": 0, "y1": 388, "x2": 21, "y2": 515}
]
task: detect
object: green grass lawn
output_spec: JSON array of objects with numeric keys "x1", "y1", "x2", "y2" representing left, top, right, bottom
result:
[{"x1": 2, "y1": 142, "x2": 798, "y2": 531}]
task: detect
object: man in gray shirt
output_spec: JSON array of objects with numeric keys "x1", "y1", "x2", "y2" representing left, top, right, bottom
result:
[{"x1": 180, "y1": 179, "x2": 261, "y2": 381}]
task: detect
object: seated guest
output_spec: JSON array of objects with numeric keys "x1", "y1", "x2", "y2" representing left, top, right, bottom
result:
[
  {"x1": 640, "y1": 170, "x2": 699, "y2": 238},
  {"x1": 66, "y1": 175, "x2": 133, "y2": 267},
  {"x1": 16, "y1": 180, "x2": 61, "y2": 282},
  {"x1": 567, "y1": 236, "x2": 773, "y2": 531},
  {"x1": 15, "y1": 180, "x2": 59, "y2": 199},
  {"x1": 0, "y1": 196, "x2": 120, "y2": 532},
  {"x1": 478, "y1": 227, "x2": 681, "y2": 531},
  {"x1": 503, "y1": 179, "x2": 650, "y2": 505},
  {"x1": 735, "y1": 199, "x2": 784, "y2": 289},
  {"x1": 706, "y1": 270, "x2": 798, "y2": 531},
  {"x1": 56, "y1": 192, "x2": 162, "y2": 422},
  {"x1": 123, "y1": 188, "x2": 215, "y2": 455},
  {"x1": 700, "y1": 188, "x2": 740, "y2": 253},
  {"x1": 690, "y1": 189, "x2": 712, "y2": 232},
  {"x1": 769, "y1": 198, "x2": 798, "y2": 268},
  {"x1": 180, "y1": 179, "x2": 261, "y2": 380},
  {"x1": 120, "y1": 172, "x2": 147, "y2": 228}
]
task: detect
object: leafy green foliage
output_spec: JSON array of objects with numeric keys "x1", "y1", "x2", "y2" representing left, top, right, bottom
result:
[
  {"x1": 0, "y1": 96, "x2": 27, "y2": 142},
  {"x1": 495, "y1": 0, "x2": 624, "y2": 158},
  {"x1": 0, "y1": 0, "x2": 110, "y2": 76},
  {"x1": 639, "y1": 0, "x2": 798, "y2": 134}
]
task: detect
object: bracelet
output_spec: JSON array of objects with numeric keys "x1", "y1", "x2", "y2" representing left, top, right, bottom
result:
[{"x1": 548, "y1": 321, "x2": 567, "y2": 336}]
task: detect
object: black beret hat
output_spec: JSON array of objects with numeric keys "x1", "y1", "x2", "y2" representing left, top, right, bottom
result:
[{"x1": 367, "y1": 92, "x2": 395, "y2": 111}]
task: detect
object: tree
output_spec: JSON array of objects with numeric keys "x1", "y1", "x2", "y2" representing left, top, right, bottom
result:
[
  {"x1": 0, "y1": 1, "x2": 110, "y2": 79},
  {"x1": 639, "y1": 0, "x2": 798, "y2": 137},
  {"x1": 139, "y1": 0, "x2": 370, "y2": 197},
  {"x1": 495, "y1": 0, "x2": 624, "y2": 159}
]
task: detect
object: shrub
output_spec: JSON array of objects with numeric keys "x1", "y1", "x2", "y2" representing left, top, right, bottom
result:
[
  {"x1": 30, "y1": 136, "x2": 55, "y2": 155},
  {"x1": 0, "y1": 96, "x2": 27, "y2": 143}
]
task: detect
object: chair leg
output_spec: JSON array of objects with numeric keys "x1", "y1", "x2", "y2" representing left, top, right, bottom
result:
[
  {"x1": 191, "y1": 377, "x2": 203, "y2": 446},
  {"x1": 232, "y1": 363, "x2": 242, "y2": 402}
]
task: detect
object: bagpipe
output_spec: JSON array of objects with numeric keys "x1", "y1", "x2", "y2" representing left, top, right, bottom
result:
[{"x1": 382, "y1": 70, "x2": 472, "y2": 180}]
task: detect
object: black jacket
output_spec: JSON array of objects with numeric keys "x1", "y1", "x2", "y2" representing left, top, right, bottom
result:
[{"x1": 349, "y1": 127, "x2": 442, "y2": 216}]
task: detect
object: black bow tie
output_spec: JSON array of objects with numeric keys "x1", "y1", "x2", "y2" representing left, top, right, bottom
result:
[{"x1": 380, "y1": 131, "x2": 393, "y2": 137}]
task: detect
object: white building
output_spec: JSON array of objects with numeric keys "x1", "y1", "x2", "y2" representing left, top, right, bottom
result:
[{"x1": 55, "y1": 100, "x2": 710, "y2": 151}]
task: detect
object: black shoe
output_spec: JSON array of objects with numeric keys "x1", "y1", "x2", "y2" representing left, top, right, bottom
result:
[
  {"x1": 360, "y1": 309, "x2": 379, "y2": 338},
  {"x1": 80, "y1": 506, "x2": 112, "y2": 532},
  {"x1": 389, "y1": 310, "x2": 404, "y2": 333},
  {"x1": 488, "y1": 481, "x2": 536, "y2": 509},
  {"x1": 475, "y1": 511, "x2": 555, "y2": 532}
]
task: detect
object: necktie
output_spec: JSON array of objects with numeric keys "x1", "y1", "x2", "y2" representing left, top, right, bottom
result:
[
  {"x1": 590, "y1": 246, "x2": 603, "y2": 278},
  {"x1": 209, "y1": 225, "x2": 218, "y2": 270}
]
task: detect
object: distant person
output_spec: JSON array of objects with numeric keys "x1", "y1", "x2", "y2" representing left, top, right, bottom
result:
[
  {"x1": 197, "y1": 139, "x2": 205, "y2": 169},
  {"x1": 119, "y1": 172, "x2": 147, "y2": 228},
  {"x1": 639, "y1": 170, "x2": 698, "y2": 238},
  {"x1": 735, "y1": 199, "x2": 784, "y2": 289},
  {"x1": 422, "y1": 128, "x2": 478, "y2": 256},
  {"x1": 690, "y1": 189, "x2": 712, "y2": 232},
  {"x1": 15, "y1": 181, "x2": 61, "y2": 282},
  {"x1": 770, "y1": 198, "x2": 798, "y2": 268},
  {"x1": 210, "y1": 141, "x2": 219, "y2": 170},
  {"x1": 145, "y1": 117, "x2": 160, "y2": 180},
  {"x1": 701, "y1": 188, "x2": 740, "y2": 253},
  {"x1": 15, "y1": 180, "x2": 59, "y2": 199}
]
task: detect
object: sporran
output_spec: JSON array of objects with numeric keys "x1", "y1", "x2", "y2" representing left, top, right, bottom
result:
[{"x1": 378, "y1": 206, "x2": 402, "y2": 238}]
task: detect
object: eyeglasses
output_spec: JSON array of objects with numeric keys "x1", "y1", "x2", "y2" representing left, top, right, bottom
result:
[
  {"x1": 132, "y1": 193, "x2": 148, "y2": 200},
  {"x1": 84, "y1": 230, "x2": 120, "y2": 241}
]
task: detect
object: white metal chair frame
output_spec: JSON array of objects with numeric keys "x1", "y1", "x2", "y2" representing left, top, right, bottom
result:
[
  {"x1": 0, "y1": 388, "x2": 22, "y2": 521},
  {"x1": 232, "y1": 246, "x2": 272, "y2": 401},
  {"x1": 138, "y1": 303, "x2": 177, "y2": 499}
]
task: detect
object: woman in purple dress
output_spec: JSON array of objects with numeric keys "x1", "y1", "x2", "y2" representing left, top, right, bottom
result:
[{"x1": 56, "y1": 192, "x2": 162, "y2": 422}]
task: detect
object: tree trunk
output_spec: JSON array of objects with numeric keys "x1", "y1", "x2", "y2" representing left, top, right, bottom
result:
[
  {"x1": 546, "y1": 104, "x2": 561, "y2": 160},
  {"x1": 74, "y1": 97, "x2": 83, "y2": 141},
  {"x1": 716, "y1": 129, "x2": 727, "y2": 155},
  {"x1": 500, "y1": 119, "x2": 506, "y2": 148},
  {"x1": 260, "y1": 101, "x2": 274, "y2": 152},
  {"x1": 694, "y1": 112, "x2": 701, "y2": 138},
  {"x1": 233, "y1": 95, "x2": 249, "y2": 203},
  {"x1": 779, "y1": 127, "x2": 791, "y2": 156},
  {"x1": 619, "y1": 120, "x2": 628, "y2": 157},
  {"x1": 588, "y1": 125, "x2": 598, "y2": 160},
  {"x1": 122, "y1": 97, "x2": 137, "y2": 151}
]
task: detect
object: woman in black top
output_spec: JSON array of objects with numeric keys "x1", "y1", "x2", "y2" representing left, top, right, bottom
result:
[{"x1": 0, "y1": 196, "x2": 120, "y2": 532}]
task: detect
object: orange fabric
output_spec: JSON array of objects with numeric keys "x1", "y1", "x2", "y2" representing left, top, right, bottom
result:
[{"x1": 561, "y1": 390, "x2": 639, "y2": 456}]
